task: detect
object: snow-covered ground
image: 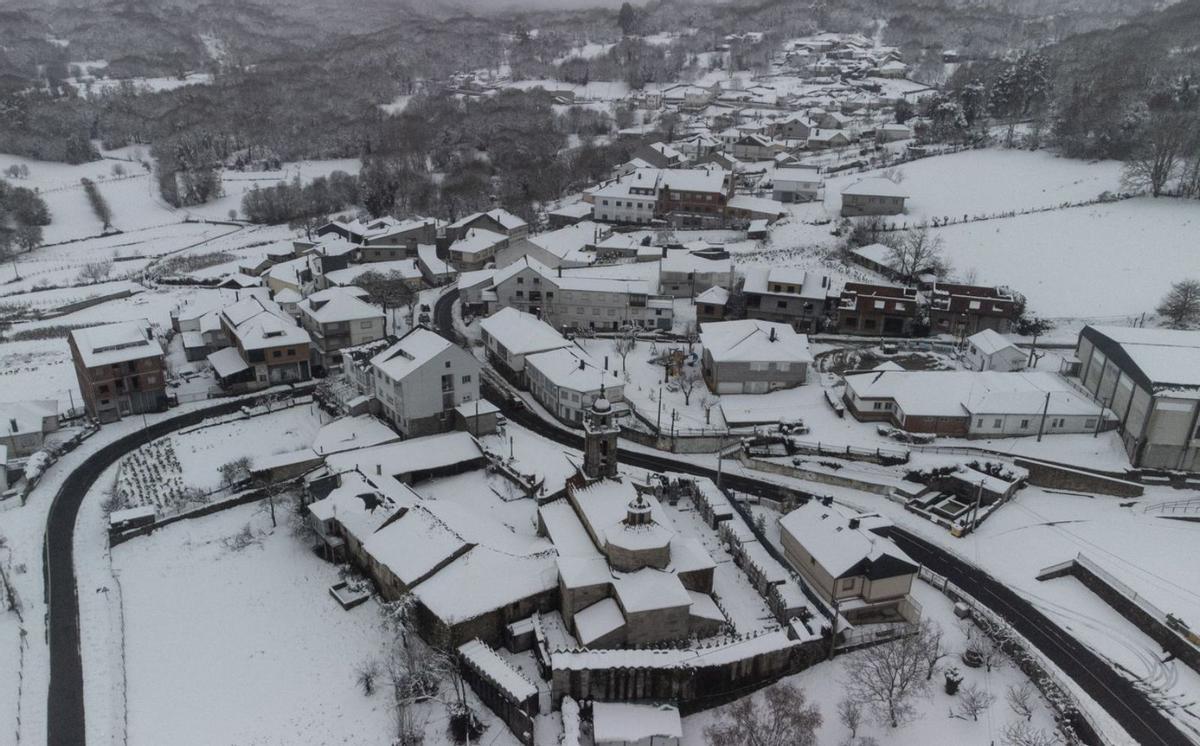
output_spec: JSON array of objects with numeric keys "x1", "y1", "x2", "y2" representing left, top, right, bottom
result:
[
  {"x1": 822, "y1": 149, "x2": 1125, "y2": 221},
  {"x1": 683, "y1": 581, "x2": 1063, "y2": 745}
]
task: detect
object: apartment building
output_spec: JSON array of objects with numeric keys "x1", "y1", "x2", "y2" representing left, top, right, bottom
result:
[
  {"x1": 68, "y1": 320, "x2": 168, "y2": 422},
  {"x1": 296, "y1": 286, "x2": 387, "y2": 369},
  {"x1": 835, "y1": 282, "x2": 921, "y2": 337},
  {"x1": 525, "y1": 346, "x2": 625, "y2": 426},
  {"x1": 370, "y1": 328, "x2": 481, "y2": 438},
  {"x1": 487, "y1": 257, "x2": 674, "y2": 332},
  {"x1": 211, "y1": 297, "x2": 312, "y2": 390},
  {"x1": 741, "y1": 266, "x2": 834, "y2": 333}
]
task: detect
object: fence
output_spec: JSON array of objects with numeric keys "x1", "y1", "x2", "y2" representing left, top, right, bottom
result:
[{"x1": 788, "y1": 439, "x2": 909, "y2": 465}]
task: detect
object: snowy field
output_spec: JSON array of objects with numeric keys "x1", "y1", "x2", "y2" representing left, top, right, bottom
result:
[
  {"x1": 823, "y1": 149, "x2": 1125, "y2": 221},
  {"x1": 929, "y1": 197, "x2": 1200, "y2": 318},
  {"x1": 110, "y1": 502, "x2": 520, "y2": 746}
]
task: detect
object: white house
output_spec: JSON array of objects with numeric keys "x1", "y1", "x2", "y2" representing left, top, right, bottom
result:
[
  {"x1": 771, "y1": 167, "x2": 823, "y2": 203},
  {"x1": 297, "y1": 287, "x2": 387, "y2": 368},
  {"x1": 478, "y1": 307, "x2": 572, "y2": 385},
  {"x1": 965, "y1": 329, "x2": 1026, "y2": 372},
  {"x1": 700, "y1": 319, "x2": 813, "y2": 394},
  {"x1": 370, "y1": 328, "x2": 481, "y2": 437},
  {"x1": 525, "y1": 346, "x2": 624, "y2": 426}
]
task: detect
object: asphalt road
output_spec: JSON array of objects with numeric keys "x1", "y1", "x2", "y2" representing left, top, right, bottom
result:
[
  {"x1": 436, "y1": 287, "x2": 1189, "y2": 746},
  {"x1": 44, "y1": 392, "x2": 311, "y2": 746}
]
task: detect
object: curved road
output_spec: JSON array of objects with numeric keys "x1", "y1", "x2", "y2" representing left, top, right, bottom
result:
[
  {"x1": 436, "y1": 288, "x2": 1189, "y2": 746},
  {"x1": 44, "y1": 391, "x2": 311, "y2": 746}
]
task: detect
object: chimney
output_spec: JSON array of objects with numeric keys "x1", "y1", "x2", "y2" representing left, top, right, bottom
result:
[
  {"x1": 604, "y1": 356, "x2": 609, "y2": 370},
  {"x1": 848, "y1": 517, "x2": 860, "y2": 530},
  {"x1": 8, "y1": 418, "x2": 16, "y2": 433},
  {"x1": 376, "y1": 464, "x2": 382, "y2": 476},
  {"x1": 769, "y1": 326, "x2": 777, "y2": 342},
  {"x1": 579, "y1": 359, "x2": 586, "y2": 371}
]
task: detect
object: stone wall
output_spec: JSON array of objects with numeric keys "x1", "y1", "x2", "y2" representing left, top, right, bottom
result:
[{"x1": 1013, "y1": 457, "x2": 1143, "y2": 497}]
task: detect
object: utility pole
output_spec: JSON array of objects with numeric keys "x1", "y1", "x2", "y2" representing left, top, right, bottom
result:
[
  {"x1": 656, "y1": 385, "x2": 663, "y2": 433},
  {"x1": 970, "y1": 479, "x2": 983, "y2": 532},
  {"x1": 1026, "y1": 332, "x2": 1041, "y2": 369},
  {"x1": 1035, "y1": 391, "x2": 1051, "y2": 441},
  {"x1": 827, "y1": 597, "x2": 841, "y2": 660}
]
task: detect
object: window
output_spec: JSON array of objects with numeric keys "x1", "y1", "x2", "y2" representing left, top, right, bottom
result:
[
  {"x1": 515, "y1": 290, "x2": 524, "y2": 298},
  {"x1": 445, "y1": 361, "x2": 451, "y2": 368},
  {"x1": 976, "y1": 418, "x2": 983, "y2": 428},
  {"x1": 1084, "y1": 418, "x2": 1096, "y2": 429},
  {"x1": 273, "y1": 350, "x2": 282, "y2": 358},
  {"x1": 993, "y1": 418, "x2": 1002, "y2": 428},
  {"x1": 873, "y1": 402, "x2": 885, "y2": 410},
  {"x1": 1020, "y1": 419, "x2": 1030, "y2": 429},
  {"x1": 517, "y1": 277, "x2": 524, "y2": 284},
  {"x1": 777, "y1": 362, "x2": 790, "y2": 372},
  {"x1": 839, "y1": 578, "x2": 855, "y2": 591},
  {"x1": 98, "y1": 384, "x2": 109, "y2": 394},
  {"x1": 462, "y1": 375, "x2": 472, "y2": 384},
  {"x1": 360, "y1": 320, "x2": 373, "y2": 329},
  {"x1": 776, "y1": 300, "x2": 787, "y2": 309}
]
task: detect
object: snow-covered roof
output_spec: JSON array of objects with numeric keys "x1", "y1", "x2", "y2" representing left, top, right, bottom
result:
[
  {"x1": 741, "y1": 266, "x2": 831, "y2": 300},
  {"x1": 1083, "y1": 325, "x2": 1200, "y2": 391},
  {"x1": 449, "y1": 229, "x2": 507, "y2": 259},
  {"x1": 613, "y1": 568, "x2": 692, "y2": 613},
  {"x1": 206, "y1": 347, "x2": 250, "y2": 379},
  {"x1": 364, "y1": 506, "x2": 470, "y2": 588},
  {"x1": 325, "y1": 431, "x2": 482, "y2": 478},
  {"x1": 850, "y1": 242, "x2": 894, "y2": 265},
  {"x1": 525, "y1": 347, "x2": 623, "y2": 393},
  {"x1": 413, "y1": 547, "x2": 558, "y2": 625},
  {"x1": 457, "y1": 268, "x2": 497, "y2": 291},
  {"x1": 448, "y1": 208, "x2": 527, "y2": 232},
  {"x1": 71, "y1": 320, "x2": 160, "y2": 368},
  {"x1": 0, "y1": 400, "x2": 58, "y2": 436},
  {"x1": 773, "y1": 167, "x2": 823, "y2": 184},
  {"x1": 660, "y1": 253, "x2": 732, "y2": 275},
  {"x1": 221, "y1": 297, "x2": 310, "y2": 351},
  {"x1": 417, "y1": 243, "x2": 452, "y2": 276},
  {"x1": 700, "y1": 319, "x2": 813, "y2": 364},
  {"x1": 299, "y1": 287, "x2": 382, "y2": 324},
  {"x1": 779, "y1": 500, "x2": 915, "y2": 580},
  {"x1": 658, "y1": 167, "x2": 729, "y2": 194},
  {"x1": 844, "y1": 370, "x2": 1103, "y2": 418},
  {"x1": 574, "y1": 598, "x2": 626, "y2": 646},
  {"x1": 593, "y1": 703, "x2": 682, "y2": 743},
  {"x1": 842, "y1": 177, "x2": 908, "y2": 199},
  {"x1": 479, "y1": 307, "x2": 571, "y2": 357},
  {"x1": 525, "y1": 222, "x2": 602, "y2": 264},
  {"x1": 695, "y1": 286, "x2": 730, "y2": 305},
  {"x1": 548, "y1": 201, "x2": 594, "y2": 219},
  {"x1": 727, "y1": 194, "x2": 786, "y2": 216},
  {"x1": 370, "y1": 328, "x2": 454, "y2": 381},
  {"x1": 458, "y1": 639, "x2": 538, "y2": 702},
  {"x1": 968, "y1": 328, "x2": 1019, "y2": 357},
  {"x1": 324, "y1": 259, "x2": 423, "y2": 286}
]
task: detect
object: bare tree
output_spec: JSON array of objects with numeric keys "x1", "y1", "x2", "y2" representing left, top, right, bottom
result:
[
  {"x1": 954, "y1": 683, "x2": 995, "y2": 721},
  {"x1": 78, "y1": 259, "x2": 114, "y2": 283},
  {"x1": 219, "y1": 456, "x2": 252, "y2": 488},
  {"x1": 678, "y1": 366, "x2": 701, "y2": 406},
  {"x1": 431, "y1": 647, "x2": 483, "y2": 743},
  {"x1": 393, "y1": 696, "x2": 425, "y2": 746},
  {"x1": 614, "y1": 328, "x2": 637, "y2": 373},
  {"x1": 837, "y1": 696, "x2": 863, "y2": 739},
  {"x1": 1157, "y1": 279, "x2": 1200, "y2": 329},
  {"x1": 843, "y1": 631, "x2": 930, "y2": 728},
  {"x1": 1006, "y1": 681, "x2": 1036, "y2": 721},
  {"x1": 1122, "y1": 110, "x2": 1194, "y2": 197},
  {"x1": 917, "y1": 620, "x2": 949, "y2": 680},
  {"x1": 887, "y1": 228, "x2": 946, "y2": 282},
  {"x1": 700, "y1": 393, "x2": 719, "y2": 425},
  {"x1": 1002, "y1": 721, "x2": 1061, "y2": 746},
  {"x1": 705, "y1": 682, "x2": 822, "y2": 746}
]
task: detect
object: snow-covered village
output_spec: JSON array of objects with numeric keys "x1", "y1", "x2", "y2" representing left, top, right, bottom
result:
[{"x1": 1, "y1": 1, "x2": 1200, "y2": 745}]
